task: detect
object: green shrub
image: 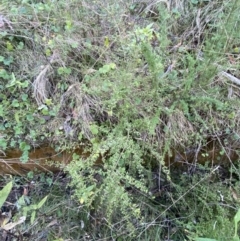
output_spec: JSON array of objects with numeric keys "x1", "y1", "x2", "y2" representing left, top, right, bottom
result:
[{"x1": 1, "y1": 0, "x2": 240, "y2": 239}]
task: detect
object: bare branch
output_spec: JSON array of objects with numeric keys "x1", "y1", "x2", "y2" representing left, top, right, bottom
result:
[{"x1": 220, "y1": 71, "x2": 240, "y2": 86}]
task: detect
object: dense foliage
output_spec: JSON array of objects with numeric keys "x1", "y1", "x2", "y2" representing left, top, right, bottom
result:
[{"x1": 1, "y1": 0, "x2": 240, "y2": 240}]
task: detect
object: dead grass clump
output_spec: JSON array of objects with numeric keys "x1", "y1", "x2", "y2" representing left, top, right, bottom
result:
[
  {"x1": 59, "y1": 83, "x2": 104, "y2": 140},
  {"x1": 166, "y1": 110, "x2": 195, "y2": 146},
  {"x1": 32, "y1": 52, "x2": 60, "y2": 106}
]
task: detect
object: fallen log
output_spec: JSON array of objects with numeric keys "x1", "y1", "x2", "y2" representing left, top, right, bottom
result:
[
  {"x1": 0, "y1": 146, "x2": 88, "y2": 175},
  {"x1": 0, "y1": 143, "x2": 239, "y2": 175}
]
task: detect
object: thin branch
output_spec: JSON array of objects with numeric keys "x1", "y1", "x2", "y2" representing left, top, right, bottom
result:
[{"x1": 220, "y1": 71, "x2": 240, "y2": 86}]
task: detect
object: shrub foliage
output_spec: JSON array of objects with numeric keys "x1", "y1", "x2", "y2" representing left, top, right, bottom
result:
[{"x1": 1, "y1": 0, "x2": 240, "y2": 239}]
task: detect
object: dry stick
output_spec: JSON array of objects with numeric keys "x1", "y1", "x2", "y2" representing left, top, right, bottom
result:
[
  {"x1": 0, "y1": 149, "x2": 67, "y2": 175},
  {"x1": 221, "y1": 71, "x2": 240, "y2": 86},
  {"x1": 0, "y1": 159, "x2": 25, "y2": 176},
  {"x1": 137, "y1": 165, "x2": 220, "y2": 237}
]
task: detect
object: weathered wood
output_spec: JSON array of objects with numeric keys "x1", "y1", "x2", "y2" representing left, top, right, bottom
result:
[
  {"x1": 0, "y1": 146, "x2": 89, "y2": 175},
  {"x1": 0, "y1": 143, "x2": 238, "y2": 175}
]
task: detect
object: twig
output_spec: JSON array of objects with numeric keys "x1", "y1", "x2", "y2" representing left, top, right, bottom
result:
[{"x1": 220, "y1": 71, "x2": 240, "y2": 86}]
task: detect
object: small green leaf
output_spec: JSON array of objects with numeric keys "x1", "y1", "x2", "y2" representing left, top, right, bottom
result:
[
  {"x1": 17, "y1": 195, "x2": 27, "y2": 209},
  {"x1": 0, "y1": 69, "x2": 10, "y2": 80},
  {"x1": 14, "y1": 112, "x2": 20, "y2": 123},
  {"x1": 99, "y1": 65, "x2": 111, "y2": 74},
  {"x1": 0, "y1": 31, "x2": 7, "y2": 37},
  {"x1": 19, "y1": 142, "x2": 31, "y2": 151},
  {"x1": 0, "y1": 139, "x2": 7, "y2": 149},
  {"x1": 6, "y1": 73, "x2": 17, "y2": 88},
  {"x1": 234, "y1": 208, "x2": 240, "y2": 237},
  {"x1": 3, "y1": 57, "x2": 13, "y2": 66},
  {"x1": 90, "y1": 124, "x2": 98, "y2": 135},
  {"x1": 71, "y1": 42, "x2": 78, "y2": 48},
  {"x1": 26, "y1": 114, "x2": 34, "y2": 122},
  {"x1": 30, "y1": 210, "x2": 36, "y2": 224},
  {"x1": 99, "y1": 63, "x2": 116, "y2": 74},
  {"x1": 41, "y1": 108, "x2": 49, "y2": 115},
  {"x1": 45, "y1": 48, "x2": 52, "y2": 56},
  {"x1": 45, "y1": 98, "x2": 53, "y2": 106},
  {"x1": 37, "y1": 195, "x2": 48, "y2": 209},
  {"x1": 104, "y1": 36, "x2": 109, "y2": 47},
  {"x1": 109, "y1": 63, "x2": 116, "y2": 69},
  {"x1": 10, "y1": 140, "x2": 16, "y2": 147},
  {"x1": 6, "y1": 41, "x2": 14, "y2": 51},
  {"x1": 65, "y1": 20, "x2": 73, "y2": 31},
  {"x1": 12, "y1": 99, "x2": 20, "y2": 107},
  {"x1": 0, "y1": 182, "x2": 13, "y2": 209},
  {"x1": 20, "y1": 151, "x2": 29, "y2": 163},
  {"x1": 57, "y1": 67, "x2": 72, "y2": 75},
  {"x1": 21, "y1": 94, "x2": 28, "y2": 101},
  {"x1": 17, "y1": 41, "x2": 24, "y2": 50},
  {"x1": 21, "y1": 80, "x2": 29, "y2": 88},
  {"x1": 38, "y1": 105, "x2": 49, "y2": 115}
]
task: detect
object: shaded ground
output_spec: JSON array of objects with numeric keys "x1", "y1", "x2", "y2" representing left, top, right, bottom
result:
[
  {"x1": 0, "y1": 162, "x2": 239, "y2": 241},
  {"x1": 0, "y1": 173, "x2": 83, "y2": 241}
]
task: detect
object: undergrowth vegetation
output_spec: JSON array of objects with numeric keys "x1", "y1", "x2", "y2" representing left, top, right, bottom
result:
[{"x1": 1, "y1": 0, "x2": 240, "y2": 240}]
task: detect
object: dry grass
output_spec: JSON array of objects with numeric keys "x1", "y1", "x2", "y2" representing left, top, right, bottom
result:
[{"x1": 166, "y1": 110, "x2": 195, "y2": 146}]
